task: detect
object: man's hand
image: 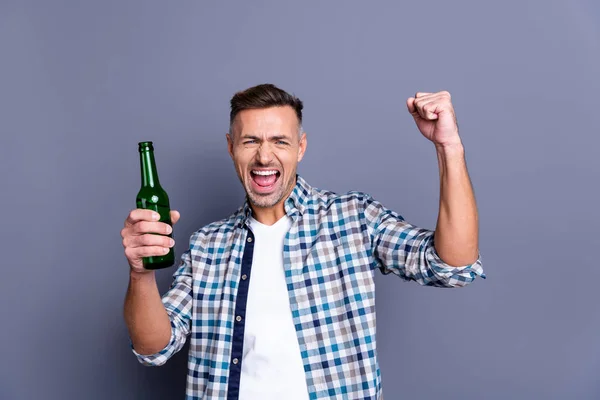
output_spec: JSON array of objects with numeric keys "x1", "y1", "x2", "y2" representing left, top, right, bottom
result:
[
  {"x1": 407, "y1": 91, "x2": 462, "y2": 148},
  {"x1": 121, "y1": 209, "x2": 180, "y2": 273}
]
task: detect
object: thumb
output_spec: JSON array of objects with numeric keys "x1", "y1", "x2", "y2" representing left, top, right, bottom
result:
[
  {"x1": 170, "y1": 210, "x2": 181, "y2": 225},
  {"x1": 406, "y1": 97, "x2": 421, "y2": 119}
]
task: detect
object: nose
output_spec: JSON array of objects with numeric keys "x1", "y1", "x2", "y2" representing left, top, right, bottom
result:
[{"x1": 255, "y1": 143, "x2": 274, "y2": 165}]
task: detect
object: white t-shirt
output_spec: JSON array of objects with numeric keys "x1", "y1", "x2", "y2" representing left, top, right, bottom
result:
[{"x1": 239, "y1": 215, "x2": 310, "y2": 400}]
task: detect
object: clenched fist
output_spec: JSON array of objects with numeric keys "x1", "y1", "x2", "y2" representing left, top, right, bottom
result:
[
  {"x1": 121, "y1": 209, "x2": 180, "y2": 273},
  {"x1": 407, "y1": 91, "x2": 462, "y2": 148}
]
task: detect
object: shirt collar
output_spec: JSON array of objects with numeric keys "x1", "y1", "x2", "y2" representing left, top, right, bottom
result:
[
  {"x1": 235, "y1": 174, "x2": 312, "y2": 228},
  {"x1": 285, "y1": 174, "x2": 311, "y2": 216}
]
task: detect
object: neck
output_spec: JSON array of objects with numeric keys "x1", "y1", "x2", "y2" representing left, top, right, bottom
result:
[
  {"x1": 140, "y1": 150, "x2": 160, "y2": 187},
  {"x1": 250, "y1": 203, "x2": 286, "y2": 226}
]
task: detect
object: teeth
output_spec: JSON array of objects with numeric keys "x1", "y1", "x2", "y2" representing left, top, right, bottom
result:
[{"x1": 253, "y1": 170, "x2": 278, "y2": 176}]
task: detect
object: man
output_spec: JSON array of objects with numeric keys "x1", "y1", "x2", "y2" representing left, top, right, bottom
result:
[{"x1": 121, "y1": 84, "x2": 484, "y2": 400}]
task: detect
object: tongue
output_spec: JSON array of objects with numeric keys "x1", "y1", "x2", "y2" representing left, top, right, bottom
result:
[{"x1": 254, "y1": 173, "x2": 277, "y2": 187}]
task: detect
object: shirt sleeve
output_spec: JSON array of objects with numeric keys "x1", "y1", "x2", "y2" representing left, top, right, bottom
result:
[
  {"x1": 364, "y1": 195, "x2": 485, "y2": 287},
  {"x1": 131, "y1": 248, "x2": 193, "y2": 366}
]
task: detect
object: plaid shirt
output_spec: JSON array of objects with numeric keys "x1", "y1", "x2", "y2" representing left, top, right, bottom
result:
[{"x1": 132, "y1": 175, "x2": 485, "y2": 399}]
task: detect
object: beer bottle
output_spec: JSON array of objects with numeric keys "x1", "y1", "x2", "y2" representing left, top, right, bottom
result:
[{"x1": 136, "y1": 141, "x2": 174, "y2": 270}]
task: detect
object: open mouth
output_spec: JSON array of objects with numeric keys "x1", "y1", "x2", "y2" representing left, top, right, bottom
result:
[{"x1": 250, "y1": 169, "x2": 281, "y2": 193}]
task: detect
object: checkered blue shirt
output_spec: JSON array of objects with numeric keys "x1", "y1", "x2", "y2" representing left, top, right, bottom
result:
[{"x1": 132, "y1": 175, "x2": 485, "y2": 399}]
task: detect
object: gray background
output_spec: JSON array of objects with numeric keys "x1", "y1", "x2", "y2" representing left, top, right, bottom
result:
[{"x1": 1, "y1": 0, "x2": 599, "y2": 399}]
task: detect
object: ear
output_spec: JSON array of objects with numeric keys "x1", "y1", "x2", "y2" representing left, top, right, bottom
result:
[
  {"x1": 297, "y1": 132, "x2": 307, "y2": 162},
  {"x1": 226, "y1": 133, "x2": 234, "y2": 160}
]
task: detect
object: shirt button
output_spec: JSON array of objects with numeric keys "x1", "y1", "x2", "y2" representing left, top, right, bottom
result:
[
  {"x1": 232, "y1": 358, "x2": 239, "y2": 365},
  {"x1": 247, "y1": 237, "x2": 253, "y2": 242},
  {"x1": 236, "y1": 315, "x2": 242, "y2": 322},
  {"x1": 241, "y1": 274, "x2": 247, "y2": 280}
]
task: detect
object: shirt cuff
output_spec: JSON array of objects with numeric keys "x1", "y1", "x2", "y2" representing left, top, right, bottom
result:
[
  {"x1": 426, "y1": 245, "x2": 486, "y2": 286},
  {"x1": 129, "y1": 320, "x2": 177, "y2": 366}
]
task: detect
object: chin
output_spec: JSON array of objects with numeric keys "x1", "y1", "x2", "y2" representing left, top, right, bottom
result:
[{"x1": 246, "y1": 182, "x2": 284, "y2": 207}]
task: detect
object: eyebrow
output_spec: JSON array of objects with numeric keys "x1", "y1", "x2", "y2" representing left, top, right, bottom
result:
[{"x1": 240, "y1": 135, "x2": 291, "y2": 142}]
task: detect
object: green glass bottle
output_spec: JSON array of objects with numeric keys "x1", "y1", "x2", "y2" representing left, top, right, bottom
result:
[{"x1": 136, "y1": 141, "x2": 174, "y2": 270}]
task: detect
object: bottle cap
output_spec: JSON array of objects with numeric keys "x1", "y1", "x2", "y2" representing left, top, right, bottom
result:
[{"x1": 138, "y1": 141, "x2": 154, "y2": 151}]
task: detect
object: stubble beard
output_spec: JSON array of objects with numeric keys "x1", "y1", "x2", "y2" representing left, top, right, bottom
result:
[{"x1": 243, "y1": 172, "x2": 295, "y2": 209}]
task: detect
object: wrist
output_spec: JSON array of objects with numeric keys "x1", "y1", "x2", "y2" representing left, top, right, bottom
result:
[
  {"x1": 435, "y1": 142, "x2": 464, "y2": 156},
  {"x1": 129, "y1": 269, "x2": 156, "y2": 283}
]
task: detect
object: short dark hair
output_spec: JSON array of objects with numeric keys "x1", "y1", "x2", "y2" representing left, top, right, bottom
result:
[{"x1": 229, "y1": 83, "x2": 303, "y2": 133}]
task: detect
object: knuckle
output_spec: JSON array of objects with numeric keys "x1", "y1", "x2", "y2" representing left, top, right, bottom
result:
[
  {"x1": 151, "y1": 246, "x2": 164, "y2": 256},
  {"x1": 150, "y1": 235, "x2": 161, "y2": 246},
  {"x1": 139, "y1": 246, "x2": 151, "y2": 256},
  {"x1": 140, "y1": 234, "x2": 153, "y2": 245},
  {"x1": 137, "y1": 221, "x2": 149, "y2": 233}
]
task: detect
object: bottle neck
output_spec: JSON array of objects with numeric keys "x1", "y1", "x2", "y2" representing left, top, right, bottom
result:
[{"x1": 139, "y1": 149, "x2": 160, "y2": 188}]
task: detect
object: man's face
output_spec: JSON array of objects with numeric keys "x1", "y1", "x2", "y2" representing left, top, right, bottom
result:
[{"x1": 227, "y1": 106, "x2": 307, "y2": 209}]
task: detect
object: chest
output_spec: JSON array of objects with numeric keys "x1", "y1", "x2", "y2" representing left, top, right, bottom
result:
[{"x1": 190, "y1": 212, "x2": 374, "y2": 318}]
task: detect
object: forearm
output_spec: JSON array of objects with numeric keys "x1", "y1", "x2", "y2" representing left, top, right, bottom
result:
[
  {"x1": 433, "y1": 143, "x2": 479, "y2": 266},
  {"x1": 124, "y1": 271, "x2": 172, "y2": 355}
]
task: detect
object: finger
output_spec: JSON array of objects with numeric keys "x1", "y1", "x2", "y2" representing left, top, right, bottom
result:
[
  {"x1": 415, "y1": 92, "x2": 450, "y2": 105},
  {"x1": 414, "y1": 92, "x2": 452, "y2": 114},
  {"x1": 436, "y1": 90, "x2": 452, "y2": 99},
  {"x1": 126, "y1": 246, "x2": 171, "y2": 260},
  {"x1": 414, "y1": 98, "x2": 440, "y2": 120},
  {"x1": 414, "y1": 92, "x2": 444, "y2": 116},
  {"x1": 125, "y1": 233, "x2": 174, "y2": 249},
  {"x1": 138, "y1": 246, "x2": 171, "y2": 257},
  {"x1": 415, "y1": 92, "x2": 433, "y2": 98},
  {"x1": 416, "y1": 91, "x2": 449, "y2": 100},
  {"x1": 413, "y1": 93, "x2": 445, "y2": 108},
  {"x1": 424, "y1": 102, "x2": 442, "y2": 120},
  {"x1": 413, "y1": 97, "x2": 430, "y2": 120},
  {"x1": 406, "y1": 97, "x2": 419, "y2": 116},
  {"x1": 170, "y1": 210, "x2": 181, "y2": 225},
  {"x1": 131, "y1": 220, "x2": 173, "y2": 235},
  {"x1": 125, "y1": 209, "x2": 160, "y2": 227}
]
